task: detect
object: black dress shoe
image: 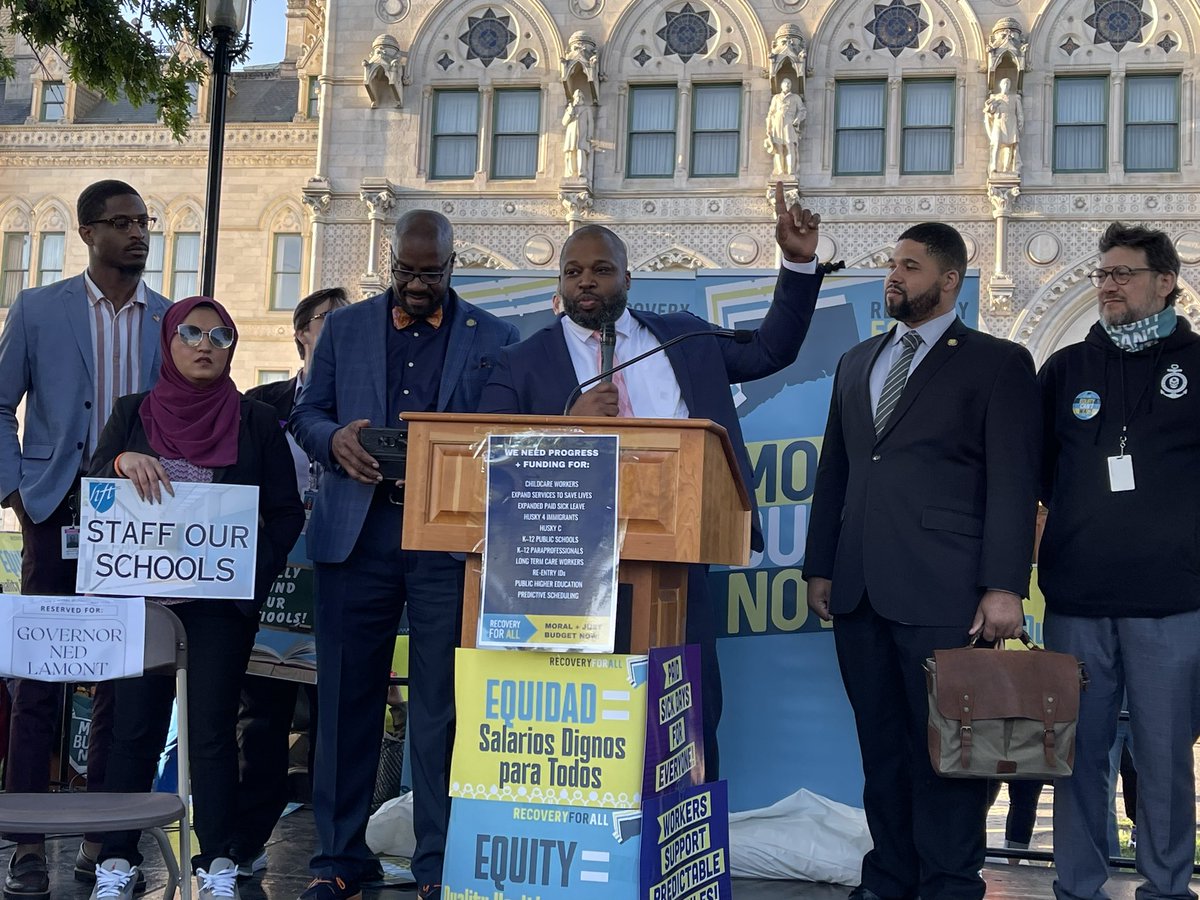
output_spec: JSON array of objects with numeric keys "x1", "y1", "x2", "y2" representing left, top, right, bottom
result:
[{"x1": 4, "y1": 854, "x2": 49, "y2": 900}]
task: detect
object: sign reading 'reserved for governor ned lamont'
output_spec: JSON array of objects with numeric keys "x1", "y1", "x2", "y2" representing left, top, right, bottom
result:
[
  {"x1": 0, "y1": 595, "x2": 146, "y2": 681},
  {"x1": 480, "y1": 433, "x2": 620, "y2": 652},
  {"x1": 77, "y1": 478, "x2": 259, "y2": 600}
]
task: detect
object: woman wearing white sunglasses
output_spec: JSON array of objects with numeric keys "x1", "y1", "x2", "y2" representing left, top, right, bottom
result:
[{"x1": 85, "y1": 295, "x2": 304, "y2": 900}]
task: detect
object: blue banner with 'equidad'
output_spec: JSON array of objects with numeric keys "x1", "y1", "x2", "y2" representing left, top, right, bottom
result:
[{"x1": 455, "y1": 268, "x2": 981, "y2": 813}]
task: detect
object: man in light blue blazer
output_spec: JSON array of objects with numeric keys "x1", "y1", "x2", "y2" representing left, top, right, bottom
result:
[
  {"x1": 290, "y1": 210, "x2": 518, "y2": 900},
  {"x1": 0, "y1": 180, "x2": 170, "y2": 900}
]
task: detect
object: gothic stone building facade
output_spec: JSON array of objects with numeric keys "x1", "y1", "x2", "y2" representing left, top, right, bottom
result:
[
  {"x1": 1, "y1": 0, "x2": 1199, "y2": 388},
  {"x1": 313, "y1": 0, "x2": 1200, "y2": 364}
]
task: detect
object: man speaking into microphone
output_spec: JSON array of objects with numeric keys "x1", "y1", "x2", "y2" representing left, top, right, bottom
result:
[{"x1": 478, "y1": 184, "x2": 825, "y2": 778}]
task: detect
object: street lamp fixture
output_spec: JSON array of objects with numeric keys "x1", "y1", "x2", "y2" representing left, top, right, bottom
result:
[{"x1": 197, "y1": 0, "x2": 253, "y2": 297}]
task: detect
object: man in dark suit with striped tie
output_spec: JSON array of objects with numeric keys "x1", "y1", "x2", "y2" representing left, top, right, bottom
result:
[{"x1": 803, "y1": 223, "x2": 1041, "y2": 900}]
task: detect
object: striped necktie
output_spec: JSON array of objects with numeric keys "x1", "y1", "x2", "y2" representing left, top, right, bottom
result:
[{"x1": 874, "y1": 330, "x2": 922, "y2": 436}]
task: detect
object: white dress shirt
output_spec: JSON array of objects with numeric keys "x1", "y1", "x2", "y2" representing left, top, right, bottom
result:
[
  {"x1": 560, "y1": 256, "x2": 820, "y2": 418},
  {"x1": 562, "y1": 310, "x2": 690, "y2": 418},
  {"x1": 868, "y1": 308, "x2": 959, "y2": 416}
]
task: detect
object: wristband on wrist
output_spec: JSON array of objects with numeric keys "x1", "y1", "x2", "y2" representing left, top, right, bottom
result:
[{"x1": 114, "y1": 453, "x2": 126, "y2": 477}]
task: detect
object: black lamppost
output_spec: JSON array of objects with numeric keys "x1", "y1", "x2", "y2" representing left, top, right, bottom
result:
[{"x1": 197, "y1": 0, "x2": 253, "y2": 297}]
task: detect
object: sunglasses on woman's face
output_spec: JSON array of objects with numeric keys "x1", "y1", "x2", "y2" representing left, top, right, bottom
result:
[{"x1": 176, "y1": 324, "x2": 235, "y2": 349}]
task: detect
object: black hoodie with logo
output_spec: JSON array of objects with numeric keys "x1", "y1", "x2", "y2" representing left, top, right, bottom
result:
[{"x1": 1038, "y1": 316, "x2": 1200, "y2": 617}]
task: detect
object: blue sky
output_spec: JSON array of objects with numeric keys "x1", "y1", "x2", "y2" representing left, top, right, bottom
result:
[{"x1": 239, "y1": 0, "x2": 288, "y2": 68}]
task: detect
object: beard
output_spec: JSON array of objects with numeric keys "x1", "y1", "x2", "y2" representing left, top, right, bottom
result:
[
  {"x1": 886, "y1": 282, "x2": 941, "y2": 324},
  {"x1": 116, "y1": 261, "x2": 146, "y2": 278},
  {"x1": 562, "y1": 287, "x2": 628, "y2": 331}
]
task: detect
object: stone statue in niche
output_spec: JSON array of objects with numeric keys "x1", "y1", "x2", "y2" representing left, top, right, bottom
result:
[
  {"x1": 363, "y1": 34, "x2": 405, "y2": 108},
  {"x1": 562, "y1": 88, "x2": 594, "y2": 180},
  {"x1": 984, "y1": 77, "x2": 1023, "y2": 175},
  {"x1": 764, "y1": 78, "x2": 805, "y2": 177}
]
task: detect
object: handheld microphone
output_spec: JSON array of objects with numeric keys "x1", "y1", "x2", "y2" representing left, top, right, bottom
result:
[
  {"x1": 599, "y1": 322, "x2": 616, "y2": 383},
  {"x1": 562, "y1": 327, "x2": 754, "y2": 415}
]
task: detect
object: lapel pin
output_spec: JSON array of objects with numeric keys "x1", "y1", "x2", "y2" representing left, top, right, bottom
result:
[
  {"x1": 466, "y1": 318, "x2": 477, "y2": 327},
  {"x1": 947, "y1": 338, "x2": 959, "y2": 347},
  {"x1": 152, "y1": 314, "x2": 160, "y2": 322}
]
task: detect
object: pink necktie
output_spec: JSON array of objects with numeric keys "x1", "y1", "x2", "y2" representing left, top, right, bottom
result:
[{"x1": 593, "y1": 331, "x2": 635, "y2": 417}]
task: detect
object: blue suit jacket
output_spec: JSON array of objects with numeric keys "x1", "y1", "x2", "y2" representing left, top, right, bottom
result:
[
  {"x1": 0, "y1": 274, "x2": 171, "y2": 523},
  {"x1": 291, "y1": 289, "x2": 520, "y2": 563},
  {"x1": 477, "y1": 266, "x2": 824, "y2": 552}
]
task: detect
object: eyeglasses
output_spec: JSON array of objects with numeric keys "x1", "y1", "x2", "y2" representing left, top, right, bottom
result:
[
  {"x1": 390, "y1": 256, "x2": 453, "y2": 286},
  {"x1": 1088, "y1": 266, "x2": 1155, "y2": 287},
  {"x1": 176, "y1": 324, "x2": 235, "y2": 349},
  {"x1": 85, "y1": 216, "x2": 157, "y2": 233}
]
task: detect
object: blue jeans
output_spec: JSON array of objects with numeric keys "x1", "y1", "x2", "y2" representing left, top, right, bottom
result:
[{"x1": 1046, "y1": 609, "x2": 1200, "y2": 900}]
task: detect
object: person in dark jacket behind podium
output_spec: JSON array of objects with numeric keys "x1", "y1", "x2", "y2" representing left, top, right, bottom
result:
[
  {"x1": 1039, "y1": 223, "x2": 1200, "y2": 900},
  {"x1": 477, "y1": 184, "x2": 826, "y2": 780},
  {"x1": 85, "y1": 295, "x2": 304, "y2": 900}
]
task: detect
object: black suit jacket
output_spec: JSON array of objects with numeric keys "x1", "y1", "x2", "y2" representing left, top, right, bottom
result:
[
  {"x1": 88, "y1": 392, "x2": 306, "y2": 615},
  {"x1": 245, "y1": 375, "x2": 298, "y2": 424},
  {"x1": 803, "y1": 317, "x2": 1041, "y2": 626},
  {"x1": 478, "y1": 267, "x2": 824, "y2": 552}
]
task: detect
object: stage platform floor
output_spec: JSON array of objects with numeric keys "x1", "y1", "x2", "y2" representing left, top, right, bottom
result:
[{"x1": 30, "y1": 805, "x2": 1196, "y2": 900}]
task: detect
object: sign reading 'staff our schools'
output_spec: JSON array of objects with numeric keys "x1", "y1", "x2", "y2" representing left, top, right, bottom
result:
[{"x1": 452, "y1": 649, "x2": 649, "y2": 808}]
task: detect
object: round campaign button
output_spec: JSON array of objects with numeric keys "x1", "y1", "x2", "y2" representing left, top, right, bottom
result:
[{"x1": 1072, "y1": 390, "x2": 1101, "y2": 420}]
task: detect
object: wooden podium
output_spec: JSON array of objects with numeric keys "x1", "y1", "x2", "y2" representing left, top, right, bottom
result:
[{"x1": 400, "y1": 413, "x2": 752, "y2": 652}]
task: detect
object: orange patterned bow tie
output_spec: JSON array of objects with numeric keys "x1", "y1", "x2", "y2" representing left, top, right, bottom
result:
[{"x1": 391, "y1": 305, "x2": 444, "y2": 331}]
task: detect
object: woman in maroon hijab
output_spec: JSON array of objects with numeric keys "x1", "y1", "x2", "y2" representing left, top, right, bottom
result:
[{"x1": 85, "y1": 296, "x2": 304, "y2": 900}]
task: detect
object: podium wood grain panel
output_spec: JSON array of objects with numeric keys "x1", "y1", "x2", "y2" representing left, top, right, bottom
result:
[
  {"x1": 402, "y1": 413, "x2": 752, "y2": 651},
  {"x1": 401, "y1": 413, "x2": 750, "y2": 566}
]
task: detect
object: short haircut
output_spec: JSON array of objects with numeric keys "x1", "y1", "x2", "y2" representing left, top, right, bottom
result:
[
  {"x1": 294, "y1": 287, "x2": 350, "y2": 359},
  {"x1": 393, "y1": 210, "x2": 453, "y2": 259},
  {"x1": 1099, "y1": 221, "x2": 1182, "y2": 304},
  {"x1": 77, "y1": 180, "x2": 141, "y2": 226},
  {"x1": 897, "y1": 222, "x2": 968, "y2": 290},
  {"x1": 562, "y1": 224, "x2": 628, "y2": 271}
]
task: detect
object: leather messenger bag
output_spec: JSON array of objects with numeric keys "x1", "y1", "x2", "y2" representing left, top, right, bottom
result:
[{"x1": 925, "y1": 633, "x2": 1087, "y2": 779}]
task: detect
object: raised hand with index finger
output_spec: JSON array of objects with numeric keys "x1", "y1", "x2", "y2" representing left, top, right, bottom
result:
[{"x1": 773, "y1": 181, "x2": 821, "y2": 264}]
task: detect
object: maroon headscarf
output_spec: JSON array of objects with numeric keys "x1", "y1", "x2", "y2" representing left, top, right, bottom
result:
[{"x1": 138, "y1": 295, "x2": 241, "y2": 468}]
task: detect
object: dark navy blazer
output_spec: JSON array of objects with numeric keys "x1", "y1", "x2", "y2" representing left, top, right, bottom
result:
[{"x1": 477, "y1": 266, "x2": 824, "y2": 552}]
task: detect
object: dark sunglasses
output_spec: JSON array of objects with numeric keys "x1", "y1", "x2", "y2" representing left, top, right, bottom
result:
[{"x1": 176, "y1": 324, "x2": 235, "y2": 349}]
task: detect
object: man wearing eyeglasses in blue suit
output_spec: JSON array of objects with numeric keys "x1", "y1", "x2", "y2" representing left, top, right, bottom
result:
[
  {"x1": 291, "y1": 210, "x2": 519, "y2": 900},
  {"x1": 0, "y1": 180, "x2": 171, "y2": 900}
]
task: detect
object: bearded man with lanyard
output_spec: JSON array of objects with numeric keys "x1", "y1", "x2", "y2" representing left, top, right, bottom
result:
[{"x1": 1038, "y1": 222, "x2": 1200, "y2": 900}]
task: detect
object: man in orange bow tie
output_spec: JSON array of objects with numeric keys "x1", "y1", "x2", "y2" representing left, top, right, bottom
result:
[{"x1": 291, "y1": 211, "x2": 519, "y2": 900}]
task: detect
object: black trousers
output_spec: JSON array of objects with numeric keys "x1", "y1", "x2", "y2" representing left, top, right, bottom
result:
[
  {"x1": 5, "y1": 492, "x2": 114, "y2": 844},
  {"x1": 231, "y1": 674, "x2": 318, "y2": 857},
  {"x1": 98, "y1": 601, "x2": 257, "y2": 869},
  {"x1": 309, "y1": 495, "x2": 463, "y2": 889},
  {"x1": 834, "y1": 597, "x2": 990, "y2": 900},
  {"x1": 685, "y1": 565, "x2": 723, "y2": 781}
]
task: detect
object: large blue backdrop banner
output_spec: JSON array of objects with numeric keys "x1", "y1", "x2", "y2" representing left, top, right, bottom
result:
[{"x1": 454, "y1": 267, "x2": 981, "y2": 813}]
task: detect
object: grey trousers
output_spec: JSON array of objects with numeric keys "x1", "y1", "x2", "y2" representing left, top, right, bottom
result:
[{"x1": 1045, "y1": 608, "x2": 1200, "y2": 900}]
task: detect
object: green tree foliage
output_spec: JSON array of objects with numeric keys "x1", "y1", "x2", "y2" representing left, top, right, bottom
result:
[{"x1": 0, "y1": 1, "x2": 219, "y2": 139}]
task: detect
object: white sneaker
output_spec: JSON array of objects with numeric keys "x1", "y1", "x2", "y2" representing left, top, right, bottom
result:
[
  {"x1": 235, "y1": 849, "x2": 268, "y2": 880},
  {"x1": 90, "y1": 860, "x2": 140, "y2": 900},
  {"x1": 196, "y1": 859, "x2": 240, "y2": 900}
]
